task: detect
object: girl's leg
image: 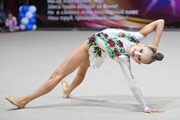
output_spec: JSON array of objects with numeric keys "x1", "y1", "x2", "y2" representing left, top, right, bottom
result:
[
  {"x1": 5, "y1": 42, "x2": 89, "y2": 108},
  {"x1": 62, "y1": 57, "x2": 90, "y2": 98},
  {"x1": 13, "y1": 26, "x2": 19, "y2": 31}
]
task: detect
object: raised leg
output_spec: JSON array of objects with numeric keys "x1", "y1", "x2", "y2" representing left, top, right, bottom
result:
[
  {"x1": 62, "y1": 57, "x2": 90, "y2": 98},
  {"x1": 5, "y1": 42, "x2": 89, "y2": 108}
]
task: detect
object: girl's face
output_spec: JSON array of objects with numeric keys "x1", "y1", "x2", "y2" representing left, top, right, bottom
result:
[
  {"x1": 8, "y1": 13, "x2": 12, "y2": 19},
  {"x1": 129, "y1": 43, "x2": 152, "y2": 64}
]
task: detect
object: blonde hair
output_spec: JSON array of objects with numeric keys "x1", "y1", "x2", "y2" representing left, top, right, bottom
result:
[{"x1": 146, "y1": 46, "x2": 164, "y2": 64}]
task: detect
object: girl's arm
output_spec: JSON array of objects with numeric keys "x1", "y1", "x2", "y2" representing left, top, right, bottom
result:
[
  {"x1": 5, "y1": 19, "x2": 9, "y2": 27},
  {"x1": 12, "y1": 17, "x2": 18, "y2": 25},
  {"x1": 116, "y1": 57, "x2": 164, "y2": 113},
  {"x1": 139, "y1": 19, "x2": 165, "y2": 52},
  {"x1": 117, "y1": 57, "x2": 149, "y2": 112}
]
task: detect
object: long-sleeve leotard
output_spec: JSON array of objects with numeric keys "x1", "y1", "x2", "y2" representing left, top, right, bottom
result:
[{"x1": 87, "y1": 28, "x2": 150, "y2": 111}]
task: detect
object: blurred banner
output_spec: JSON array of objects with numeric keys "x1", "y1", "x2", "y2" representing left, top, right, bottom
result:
[
  {"x1": 3, "y1": 0, "x2": 180, "y2": 29},
  {"x1": 30, "y1": 0, "x2": 180, "y2": 29}
]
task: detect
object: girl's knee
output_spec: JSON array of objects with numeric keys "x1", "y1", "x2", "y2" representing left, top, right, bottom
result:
[{"x1": 50, "y1": 69, "x2": 66, "y2": 81}]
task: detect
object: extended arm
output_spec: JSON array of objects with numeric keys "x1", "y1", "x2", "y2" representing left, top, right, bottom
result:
[
  {"x1": 116, "y1": 57, "x2": 149, "y2": 112},
  {"x1": 139, "y1": 19, "x2": 165, "y2": 52},
  {"x1": 116, "y1": 57, "x2": 164, "y2": 113}
]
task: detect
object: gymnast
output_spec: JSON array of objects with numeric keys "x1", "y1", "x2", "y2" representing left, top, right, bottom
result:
[{"x1": 6, "y1": 19, "x2": 165, "y2": 114}]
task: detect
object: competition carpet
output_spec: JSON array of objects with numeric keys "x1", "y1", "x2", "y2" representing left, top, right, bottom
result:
[{"x1": 0, "y1": 30, "x2": 180, "y2": 120}]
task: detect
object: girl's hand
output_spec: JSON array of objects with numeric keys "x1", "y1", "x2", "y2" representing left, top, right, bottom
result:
[
  {"x1": 145, "y1": 108, "x2": 165, "y2": 114},
  {"x1": 147, "y1": 45, "x2": 157, "y2": 52}
]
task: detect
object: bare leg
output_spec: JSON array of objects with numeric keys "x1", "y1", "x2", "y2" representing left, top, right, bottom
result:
[
  {"x1": 5, "y1": 42, "x2": 89, "y2": 108},
  {"x1": 62, "y1": 58, "x2": 90, "y2": 98}
]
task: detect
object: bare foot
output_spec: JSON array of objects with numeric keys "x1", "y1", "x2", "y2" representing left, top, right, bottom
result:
[
  {"x1": 5, "y1": 96, "x2": 26, "y2": 109},
  {"x1": 61, "y1": 80, "x2": 70, "y2": 98}
]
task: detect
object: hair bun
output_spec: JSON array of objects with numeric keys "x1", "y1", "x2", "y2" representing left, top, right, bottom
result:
[{"x1": 155, "y1": 52, "x2": 164, "y2": 61}]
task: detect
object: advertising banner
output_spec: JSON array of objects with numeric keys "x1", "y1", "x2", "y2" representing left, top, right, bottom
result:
[
  {"x1": 3, "y1": 0, "x2": 180, "y2": 29},
  {"x1": 29, "y1": 0, "x2": 180, "y2": 29}
]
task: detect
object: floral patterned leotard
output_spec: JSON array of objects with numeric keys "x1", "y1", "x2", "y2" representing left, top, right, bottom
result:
[{"x1": 86, "y1": 28, "x2": 150, "y2": 112}]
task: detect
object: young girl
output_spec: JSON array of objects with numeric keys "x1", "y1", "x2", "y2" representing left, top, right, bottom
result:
[
  {"x1": 5, "y1": 19, "x2": 165, "y2": 114},
  {"x1": 5, "y1": 12, "x2": 19, "y2": 32}
]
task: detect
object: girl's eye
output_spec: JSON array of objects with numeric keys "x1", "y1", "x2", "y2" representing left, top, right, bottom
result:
[{"x1": 140, "y1": 49, "x2": 143, "y2": 53}]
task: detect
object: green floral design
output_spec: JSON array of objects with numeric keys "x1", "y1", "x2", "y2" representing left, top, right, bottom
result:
[
  {"x1": 118, "y1": 32, "x2": 140, "y2": 43},
  {"x1": 87, "y1": 31, "x2": 139, "y2": 59},
  {"x1": 99, "y1": 33, "x2": 127, "y2": 59}
]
